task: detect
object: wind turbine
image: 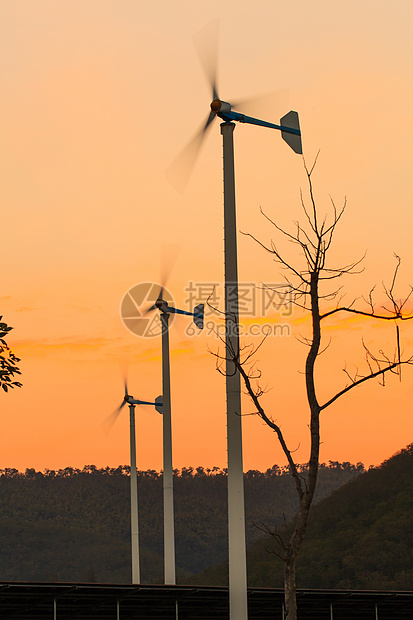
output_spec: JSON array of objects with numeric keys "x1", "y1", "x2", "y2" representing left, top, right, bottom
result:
[
  {"x1": 107, "y1": 379, "x2": 163, "y2": 585},
  {"x1": 168, "y1": 22, "x2": 302, "y2": 620},
  {"x1": 145, "y1": 286, "x2": 204, "y2": 585}
]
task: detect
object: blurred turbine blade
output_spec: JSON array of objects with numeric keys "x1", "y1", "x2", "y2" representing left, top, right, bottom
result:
[
  {"x1": 121, "y1": 291, "x2": 142, "y2": 319},
  {"x1": 194, "y1": 19, "x2": 219, "y2": 101},
  {"x1": 161, "y1": 244, "x2": 180, "y2": 291},
  {"x1": 165, "y1": 111, "x2": 215, "y2": 193},
  {"x1": 231, "y1": 89, "x2": 289, "y2": 120},
  {"x1": 119, "y1": 361, "x2": 129, "y2": 397},
  {"x1": 142, "y1": 280, "x2": 166, "y2": 315},
  {"x1": 102, "y1": 401, "x2": 126, "y2": 433},
  {"x1": 143, "y1": 303, "x2": 157, "y2": 316}
]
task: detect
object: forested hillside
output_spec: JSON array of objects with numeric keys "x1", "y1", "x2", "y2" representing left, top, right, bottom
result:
[
  {"x1": 193, "y1": 444, "x2": 413, "y2": 590},
  {"x1": 0, "y1": 461, "x2": 362, "y2": 583}
]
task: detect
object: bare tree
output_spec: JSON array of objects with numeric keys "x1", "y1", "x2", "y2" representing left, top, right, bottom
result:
[{"x1": 212, "y1": 157, "x2": 413, "y2": 620}]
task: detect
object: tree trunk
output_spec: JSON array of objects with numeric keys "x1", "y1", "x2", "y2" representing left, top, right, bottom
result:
[
  {"x1": 283, "y1": 494, "x2": 317, "y2": 620},
  {"x1": 284, "y1": 554, "x2": 297, "y2": 620},
  {"x1": 282, "y1": 270, "x2": 322, "y2": 619}
]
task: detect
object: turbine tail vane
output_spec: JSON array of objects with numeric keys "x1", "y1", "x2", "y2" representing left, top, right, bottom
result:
[
  {"x1": 280, "y1": 110, "x2": 302, "y2": 155},
  {"x1": 155, "y1": 395, "x2": 163, "y2": 414},
  {"x1": 193, "y1": 303, "x2": 204, "y2": 329}
]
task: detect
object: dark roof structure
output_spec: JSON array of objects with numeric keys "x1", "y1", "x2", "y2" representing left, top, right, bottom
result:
[{"x1": 0, "y1": 583, "x2": 412, "y2": 619}]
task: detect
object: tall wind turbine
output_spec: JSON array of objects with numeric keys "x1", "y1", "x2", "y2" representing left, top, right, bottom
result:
[
  {"x1": 168, "y1": 22, "x2": 302, "y2": 620},
  {"x1": 107, "y1": 379, "x2": 163, "y2": 585},
  {"x1": 145, "y1": 288, "x2": 204, "y2": 585}
]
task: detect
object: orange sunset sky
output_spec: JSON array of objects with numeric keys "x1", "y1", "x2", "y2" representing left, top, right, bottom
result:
[{"x1": 1, "y1": 0, "x2": 413, "y2": 473}]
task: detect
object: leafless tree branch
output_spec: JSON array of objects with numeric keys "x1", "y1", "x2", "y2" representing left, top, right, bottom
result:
[{"x1": 210, "y1": 153, "x2": 413, "y2": 620}]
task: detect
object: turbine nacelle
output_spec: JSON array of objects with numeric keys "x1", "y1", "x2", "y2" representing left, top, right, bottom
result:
[
  {"x1": 124, "y1": 393, "x2": 163, "y2": 412},
  {"x1": 210, "y1": 99, "x2": 231, "y2": 115},
  {"x1": 155, "y1": 297, "x2": 169, "y2": 312},
  {"x1": 150, "y1": 295, "x2": 205, "y2": 329}
]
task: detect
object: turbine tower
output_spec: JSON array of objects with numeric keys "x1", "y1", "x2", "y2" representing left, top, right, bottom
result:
[
  {"x1": 108, "y1": 382, "x2": 162, "y2": 584},
  {"x1": 146, "y1": 289, "x2": 204, "y2": 584},
  {"x1": 168, "y1": 21, "x2": 302, "y2": 619},
  {"x1": 217, "y1": 104, "x2": 301, "y2": 620}
]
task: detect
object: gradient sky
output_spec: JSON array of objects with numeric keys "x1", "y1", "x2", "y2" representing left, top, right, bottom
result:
[{"x1": 1, "y1": 0, "x2": 413, "y2": 473}]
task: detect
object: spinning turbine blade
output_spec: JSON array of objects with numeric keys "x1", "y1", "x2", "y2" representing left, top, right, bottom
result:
[
  {"x1": 123, "y1": 375, "x2": 129, "y2": 398},
  {"x1": 142, "y1": 283, "x2": 165, "y2": 316},
  {"x1": 143, "y1": 303, "x2": 156, "y2": 315},
  {"x1": 143, "y1": 302, "x2": 157, "y2": 316},
  {"x1": 121, "y1": 289, "x2": 143, "y2": 319},
  {"x1": 166, "y1": 20, "x2": 219, "y2": 192},
  {"x1": 194, "y1": 19, "x2": 219, "y2": 101},
  {"x1": 165, "y1": 112, "x2": 216, "y2": 193},
  {"x1": 103, "y1": 400, "x2": 127, "y2": 433},
  {"x1": 232, "y1": 89, "x2": 289, "y2": 120},
  {"x1": 143, "y1": 246, "x2": 179, "y2": 314},
  {"x1": 160, "y1": 244, "x2": 180, "y2": 293}
]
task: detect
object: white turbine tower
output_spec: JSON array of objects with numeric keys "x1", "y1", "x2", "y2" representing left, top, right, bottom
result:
[
  {"x1": 168, "y1": 22, "x2": 302, "y2": 620},
  {"x1": 145, "y1": 287, "x2": 204, "y2": 585},
  {"x1": 107, "y1": 380, "x2": 163, "y2": 585}
]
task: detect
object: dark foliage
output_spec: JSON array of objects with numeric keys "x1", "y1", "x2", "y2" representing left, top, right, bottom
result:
[
  {"x1": 0, "y1": 317, "x2": 22, "y2": 392},
  {"x1": 195, "y1": 444, "x2": 413, "y2": 590},
  {"x1": 0, "y1": 462, "x2": 360, "y2": 584}
]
